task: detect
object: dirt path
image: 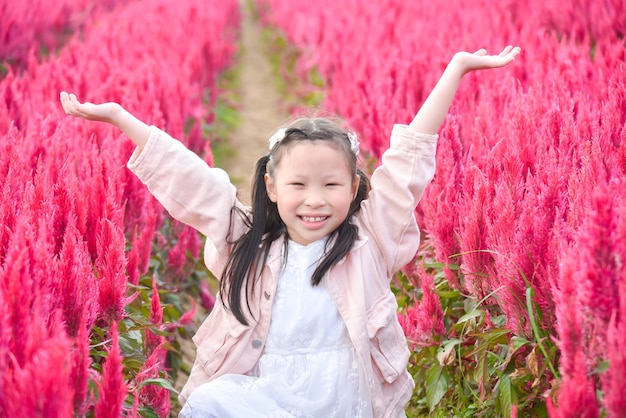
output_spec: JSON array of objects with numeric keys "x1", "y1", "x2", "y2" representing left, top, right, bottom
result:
[
  {"x1": 173, "y1": 2, "x2": 287, "y2": 413},
  {"x1": 219, "y1": 2, "x2": 288, "y2": 204}
]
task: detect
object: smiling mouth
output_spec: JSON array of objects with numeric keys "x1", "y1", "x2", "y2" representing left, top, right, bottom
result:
[{"x1": 300, "y1": 216, "x2": 328, "y2": 223}]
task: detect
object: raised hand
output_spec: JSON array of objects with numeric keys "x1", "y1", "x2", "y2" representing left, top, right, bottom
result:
[
  {"x1": 408, "y1": 45, "x2": 521, "y2": 135},
  {"x1": 452, "y1": 45, "x2": 521, "y2": 75},
  {"x1": 59, "y1": 91, "x2": 151, "y2": 149},
  {"x1": 60, "y1": 92, "x2": 122, "y2": 123}
]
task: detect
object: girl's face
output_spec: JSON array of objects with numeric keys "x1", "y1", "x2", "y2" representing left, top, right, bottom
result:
[{"x1": 265, "y1": 141, "x2": 359, "y2": 246}]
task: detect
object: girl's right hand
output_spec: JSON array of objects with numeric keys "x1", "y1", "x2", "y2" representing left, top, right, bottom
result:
[
  {"x1": 60, "y1": 92, "x2": 151, "y2": 149},
  {"x1": 60, "y1": 92, "x2": 122, "y2": 123}
]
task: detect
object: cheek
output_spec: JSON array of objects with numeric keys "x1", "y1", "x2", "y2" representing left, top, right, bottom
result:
[
  {"x1": 335, "y1": 190, "x2": 355, "y2": 210},
  {"x1": 274, "y1": 192, "x2": 298, "y2": 211}
]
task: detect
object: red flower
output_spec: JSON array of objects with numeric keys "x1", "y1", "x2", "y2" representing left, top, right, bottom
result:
[
  {"x1": 145, "y1": 277, "x2": 165, "y2": 358},
  {"x1": 95, "y1": 218, "x2": 128, "y2": 325},
  {"x1": 134, "y1": 347, "x2": 171, "y2": 418},
  {"x1": 398, "y1": 265, "x2": 445, "y2": 350},
  {"x1": 200, "y1": 280, "x2": 216, "y2": 312},
  {"x1": 94, "y1": 322, "x2": 127, "y2": 418}
]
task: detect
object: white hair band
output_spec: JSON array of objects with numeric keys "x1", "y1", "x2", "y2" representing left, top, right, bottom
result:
[{"x1": 268, "y1": 128, "x2": 360, "y2": 157}]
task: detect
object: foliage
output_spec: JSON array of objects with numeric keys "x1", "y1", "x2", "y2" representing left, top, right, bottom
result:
[{"x1": 394, "y1": 253, "x2": 560, "y2": 417}]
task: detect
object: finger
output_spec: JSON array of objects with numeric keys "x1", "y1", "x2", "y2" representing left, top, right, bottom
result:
[
  {"x1": 69, "y1": 94, "x2": 85, "y2": 115},
  {"x1": 499, "y1": 45, "x2": 513, "y2": 57},
  {"x1": 501, "y1": 48, "x2": 520, "y2": 64},
  {"x1": 60, "y1": 92, "x2": 73, "y2": 114},
  {"x1": 65, "y1": 94, "x2": 85, "y2": 116},
  {"x1": 474, "y1": 48, "x2": 487, "y2": 56}
]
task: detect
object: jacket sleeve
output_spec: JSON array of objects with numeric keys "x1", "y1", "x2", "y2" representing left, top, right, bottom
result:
[
  {"x1": 126, "y1": 126, "x2": 248, "y2": 274},
  {"x1": 359, "y1": 124, "x2": 438, "y2": 276}
]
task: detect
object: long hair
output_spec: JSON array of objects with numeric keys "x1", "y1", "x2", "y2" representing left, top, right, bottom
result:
[{"x1": 220, "y1": 117, "x2": 371, "y2": 325}]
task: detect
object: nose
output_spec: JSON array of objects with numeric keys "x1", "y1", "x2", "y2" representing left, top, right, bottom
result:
[{"x1": 304, "y1": 187, "x2": 325, "y2": 208}]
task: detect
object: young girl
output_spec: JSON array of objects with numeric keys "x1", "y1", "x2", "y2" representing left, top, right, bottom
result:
[{"x1": 60, "y1": 46, "x2": 520, "y2": 417}]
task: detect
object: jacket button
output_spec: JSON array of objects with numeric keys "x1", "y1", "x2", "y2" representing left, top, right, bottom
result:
[{"x1": 251, "y1": 339, "x2": 262, "y2": 348}]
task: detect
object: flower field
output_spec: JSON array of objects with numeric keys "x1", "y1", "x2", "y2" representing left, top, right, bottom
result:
[
  {"x1": 0, "y1": 0, "x2": 237, "y2": 415},
  {"x1": 1, "y1": 0, "x2": 624, "y2": 416},
  {"x1": 259, "y1": 0, "x2": 625, "y2": 416}
]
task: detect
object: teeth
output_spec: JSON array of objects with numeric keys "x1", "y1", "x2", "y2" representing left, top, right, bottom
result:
[{"x1": 302, "y1": 216, "x2": 327, "y2": 222}]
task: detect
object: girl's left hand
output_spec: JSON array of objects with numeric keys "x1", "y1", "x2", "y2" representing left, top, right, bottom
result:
[{"x1": 453, "y1": 45, "x2": 521, "y2": 74}]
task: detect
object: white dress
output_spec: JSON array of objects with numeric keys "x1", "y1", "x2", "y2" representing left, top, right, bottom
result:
[{"x1": 179, "y1": 239, "x2": 373, "y2": 417}]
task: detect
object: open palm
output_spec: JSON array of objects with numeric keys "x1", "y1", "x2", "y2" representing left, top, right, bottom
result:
[
  {"x1": 454, "y1": 45, "x2": 521, "y2": 74},
  {"x1": 60, "y1": 92, "x2": 122, "y2": 123}
]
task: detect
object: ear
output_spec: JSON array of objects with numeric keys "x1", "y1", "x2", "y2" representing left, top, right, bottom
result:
[
  {"x1": 351, "y1": 175, "x2": 360, "y2": 200},
  {"x1": 264, "y1": 173, "x2": 277, "y2": 202}
]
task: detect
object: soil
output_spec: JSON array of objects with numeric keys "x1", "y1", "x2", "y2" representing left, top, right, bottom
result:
[
  {"x1": 217, "y1": 3, "x2": 288, "y2": 205},
  {"x1": 172, "y1": 2, "x2": 288, "y2": 413}
]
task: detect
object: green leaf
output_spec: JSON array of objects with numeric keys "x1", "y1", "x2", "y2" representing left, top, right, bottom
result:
[
  {"x1": 138, "y1": 377, "x2": 179, "y2": 394},
  {"x1": 457, "y1": 310, "x2": 482, "y2": 324},
  {"x1": 423, "y1": 261, "x2": 446, "y2": 269},
  {"x1": 437, "y1": 339, "x2": 462, "y2": 366},
  {"x1": 593, "y1": 360, "x2": 610, "y2": 375},
  {"x1": 136, "y1": 406, "x2": 160, "y2": 418},
  {"x1": 495, "y1": 374, "x2": 515, "y2": 417},
  {"x1": 510, "y1": 336, "x2": 531, "y2": 351},
  {"x1": 526, "y1": 287, "x2": 559, "y2": 378},
  {"x1": 435, "y1": 290, "x2": 460, "y2": 299},
  {"x1": 426, "y1": 363, "x2": 449, "y2": 411}
]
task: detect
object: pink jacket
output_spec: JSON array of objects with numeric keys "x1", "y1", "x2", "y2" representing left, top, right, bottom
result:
[{"x1": 127, "y1": 124, "x2": 438, "y2": 417}]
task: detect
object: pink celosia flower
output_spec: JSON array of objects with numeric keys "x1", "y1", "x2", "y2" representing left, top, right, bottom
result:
[
  {"x1": 94, "y1": 322, "x2": 127, "y2": 418},
  {"x1": 576, "y1": 184, "x2": 621, "y2": 368},
  {"x1": 167, "y1": 224, "x2": 202, "y2": 281},
  {"x1": 71, "y1": 307, "x2": 92, "y2": 416},
  {"x1": 600, "y1": 184, "x2": 626, "y2": 415},
  {"x1": 177, "y1": 297, "x2": 198, "y2": 326},
  {"x1": 603, "y1": 312, "x2": 626, "y2": 416},
  {"x1": 397, "y1": 265, "x2": 445, "y2": 350},
  {"x1": 126, "y1": 234, "x2": 141, "y2": 286},
  {"x1": 458, "y1": 166, "x2": 493, "y2": 299},
  {"x1": 547, "y1": 351, "x2": 598, "y2": 418},
  {"x1": 200, "y1": 280, "x2": 216, "y2": 312},
  {"x1": 134, "y1": 347, "x2": 171, "y2": 418},
  {"x1": 126, "y1": 199, "x2": 161, "y2": 285},
  {"x1": 0, "y1": 297, "x2": 74, "y2": 416},
  {"x1": 420, "y1": 116, "x2": 464, "y2": 290},
  {"x1": 95, "y1": 219, "x2": 128, "y2": 324},
  {"x1": 55, "y1": 219, "x2": 98, "y2": 337},
  {"x1": 145, "y1": 277, "x2": 165, "y2": 358}
]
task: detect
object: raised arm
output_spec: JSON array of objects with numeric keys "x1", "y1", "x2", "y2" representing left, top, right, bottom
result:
[
  {"x1": 408, "y1": 46, "x2": 521, "y2": 135},
  {"x1": 60, "y1": 92, "x2": 151, "y2": 151}
]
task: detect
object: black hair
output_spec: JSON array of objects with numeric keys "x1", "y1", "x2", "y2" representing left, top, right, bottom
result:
[{"x1": 219, "y1": 117, "x2": 371, "y2": 325}]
